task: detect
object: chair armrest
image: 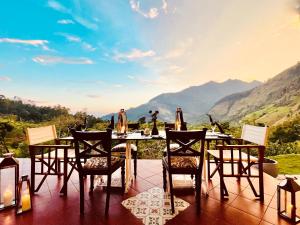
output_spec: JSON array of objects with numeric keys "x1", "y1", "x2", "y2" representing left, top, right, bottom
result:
[
  {"x1": 216, "y1": 144, "x2": 265, "y2": 149},
  {"x1": 30, "y1": 144, "x2": 71, "y2": 149},
  {"x1": 57, "y1": 137, "x2": 74, "y2": 141},
  {"x1": 228, "y1": 138, "x2": 243, "y2": 141}
]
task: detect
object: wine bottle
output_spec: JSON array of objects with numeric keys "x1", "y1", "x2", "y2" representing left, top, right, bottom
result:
[
  {"x1": 175, "y1": 108, "x2": 181, "y2": 131},
  {"x1": 179, "y1": 108, "x2": 187, "y2": 130}
]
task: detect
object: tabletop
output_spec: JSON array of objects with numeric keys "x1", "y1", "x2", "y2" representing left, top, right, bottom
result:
[{"x1": 59, "y1": 130, "x2": 232, "y2": 141}]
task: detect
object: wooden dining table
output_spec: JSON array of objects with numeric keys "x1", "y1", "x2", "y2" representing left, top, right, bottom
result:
[{"x1": 60, "y1": 130, "x2": 232, "y2": 195}]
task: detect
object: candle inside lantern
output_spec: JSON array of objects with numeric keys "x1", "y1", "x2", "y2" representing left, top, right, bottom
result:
[
  {"x1": 21, "y1": 193, "x2": 31, "y2": 211},
  {"x1": 3, "y1": 190, "x2": 13, "y2": 207},
  {"x1": 286, "y1": 204, "x2": 293, "y2": 218}
]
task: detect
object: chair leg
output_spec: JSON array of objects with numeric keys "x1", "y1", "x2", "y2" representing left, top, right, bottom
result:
[
  {"x1": 121, "y1": 162, "x2": 125, "y2": 193},
  {"x1": 168, "y1": 172, "x2": 175, "y2": 214},
  {"x1": 90, "y1": 175, "x2": 94, "y2": 192},
  {"x1": 30, "y1": 156, "x2": 35, "y2": 193},
  {"x1": 207, "y1": 156, "x2": 211, "y2": 180},
  {"x1": 132, "y1": 150, "x2": 137, "y2": 178},
  {"x1": 162, "y1": 164, "x2": 166, "y2": 192},
  {"x1": 105, "y1": 174, "x2": 112, "y2": 216},
  {"x1": 219, "y1": 159, "x2": 228, "y2": 200},
  {"x1": 57, "y1": 159, "x2": 61, "y2": 176},
  {"x1": 195, "y1": 173, "x2": 201, "y2": 213},
  {"x1": 79, "y1": 175, "x2": 84, "y2": 214}
]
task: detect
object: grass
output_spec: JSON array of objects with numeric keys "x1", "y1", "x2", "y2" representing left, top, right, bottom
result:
[{"x1": 269, "y1": 154, "x2": 300, "y2": 174}]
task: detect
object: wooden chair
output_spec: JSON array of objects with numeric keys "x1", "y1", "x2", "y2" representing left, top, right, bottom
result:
[
  {"x1": 111, "y1": 123, "x2": 139, "y2": 178},
  {"x1": 72, "y1": 129, "x2": 125, "y2": 215},
  {"x1": 163, "y1": 122, "x2": 188, "y2": 156},
  {"x1": 26, "y1": 125, "x2": 75, "y2": 195},
  {"x1": 164, "y1": 122, "x2": 187, "y2": 130},
  {"x1": 162, "y1": 128, "x2": 207, "y2": 214},
  {"x1": 207, "y1": 125, "x2": 268, "y2": 201}
]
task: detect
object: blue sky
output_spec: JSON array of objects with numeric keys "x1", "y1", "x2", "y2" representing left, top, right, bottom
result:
[{"x1": 0, "y1": 0, "x2": 299, "y2": 115}]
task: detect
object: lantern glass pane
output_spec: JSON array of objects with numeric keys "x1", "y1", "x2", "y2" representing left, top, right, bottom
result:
[
  {"x1": 0, "y1": 167, "x2": 16, "y2": 208},
  {"x1": 279, "y1": 190, "x2": 293, "y2": 218}
]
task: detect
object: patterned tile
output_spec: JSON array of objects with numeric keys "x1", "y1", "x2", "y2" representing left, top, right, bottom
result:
[{"x1": 122, "y1": 187, "x2": 190, "y2": 225}]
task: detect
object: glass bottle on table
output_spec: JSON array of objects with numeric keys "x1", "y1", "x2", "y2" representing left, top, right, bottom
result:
[
  {"x1": 175, "y1": 108, "x2": 181, "y2": 131},
  {"x1": 117, "y1": 109, "x2": 128, "y2": 134}
]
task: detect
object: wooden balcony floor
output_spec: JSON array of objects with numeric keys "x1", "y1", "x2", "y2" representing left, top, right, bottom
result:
[{"x1": 0, "y1": 159, "x2": 297, "y2": 225}]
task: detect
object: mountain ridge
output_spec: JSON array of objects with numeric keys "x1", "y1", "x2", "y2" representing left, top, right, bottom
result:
[
  {"x1": 103, "y1": 79, "x2": 262, "y2": 122},
  {"x1": 208, "y1": 62, "x2": 300, "y2": 125}
]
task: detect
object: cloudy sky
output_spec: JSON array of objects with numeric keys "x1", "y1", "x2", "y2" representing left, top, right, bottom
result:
[{"x1": 0, "y1": 0, "x2": 299, "y2": 115}]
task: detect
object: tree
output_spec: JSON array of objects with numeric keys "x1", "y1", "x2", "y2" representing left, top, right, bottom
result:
[{"x1": 0, "y1": 122, "x2": 14, "y2": 154}]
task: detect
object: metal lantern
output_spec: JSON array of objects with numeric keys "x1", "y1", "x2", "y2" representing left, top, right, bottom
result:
[
  {"x1": 277, "y1": 177, "x2": 300, "y2": 224},
  {"x1": 17, "y1": 175, "x2": 32, "y2": 214},
  {"x1": 0, "y1": 153, "x2": 19, "y2": 211}
]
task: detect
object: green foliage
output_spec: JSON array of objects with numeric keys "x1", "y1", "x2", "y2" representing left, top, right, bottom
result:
[
  {"x1": 138, "y1": 140, "x2": 164, "y2": 159},
  {"x1": 0, "y1": 105, "x2": 104, "y2": 156},
  {"x1": 0, "y1": 121, "x2": 14, "y2": 154},
  {"x1": 270, "y1": 154, "x2": 300, "y2": 174},
  {"x1": 266, "y1": 141, "x2": 299, "y2": 156},
  {"x1": 269, "y1": 115, "x2": 300, "y2": 143},
  {"x1": 0, "y1": 97, "x2": 69, "y2": 122},
  {"x1": 0, "y1": 97, "x2": 299, "y2": 161}
]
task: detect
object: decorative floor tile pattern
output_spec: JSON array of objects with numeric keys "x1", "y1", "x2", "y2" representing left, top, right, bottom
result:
[{"x1": 122, "y1": 187, "x2": 190, "y2": 225}]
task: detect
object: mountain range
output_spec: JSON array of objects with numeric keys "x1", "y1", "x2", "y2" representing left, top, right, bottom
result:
[
  {"x1": 104, "y1": 62, "x2": 300, "y2": 126},
  {"x1": 209, "y1": 62, "x2": 300, "y2": 125},
  {"x1": 103, "y1": 79, "x2": 261, "y2": 123}
]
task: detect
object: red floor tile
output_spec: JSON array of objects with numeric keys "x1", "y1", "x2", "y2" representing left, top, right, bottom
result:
[{"x1": 0, "y1": 159, "x2": 288, "y2": 225}]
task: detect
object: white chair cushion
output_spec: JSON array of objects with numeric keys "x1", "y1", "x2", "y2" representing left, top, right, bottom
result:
[
  {"x1": 112, "y1": 143, "x2": 137, "y2": 152},
  {"x1": 163, "y1": 143, "x2": 180, "y2": 152}
]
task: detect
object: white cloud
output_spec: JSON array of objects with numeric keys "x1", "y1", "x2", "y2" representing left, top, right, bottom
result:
[
  {"x1": 47, "y1": 0, "x2": 98, "y2": 30},
  {"x1": 86, "y1": 94, "x2": 101, "y2": 99},
  {"x1": 129, "y1": 0, "x2": 159, "y2": 19},
  {"x1": 164, "y1": 65, "x2": 184, "y2": 74},
  {"x1": 114, "y1": 48, "x2": 156, "y2": 62},
  {"x1": 162, "y1": 0, "x2": 168, "y2": 13},
  {"x1": 32, "y1": 55, "x2": 94, "y2": 65},
  {"x1": 57, "y1": 19, "x2": 74, "y2": 24},
  {"x1": 47, "y1": 0, "x2": 70, "y2": 13},
  {"x1": 113, "y1": 84, "x2": 124, "y2": 88},
  {"x1": 0, "y1": 38, "x2": 50, "y2": 50},
  {"x1": 0, "y1": 76, "x2": 11, "y2": 81},
  {"x1": 156, "y1": 38, "x2": 194, "y2": 60},
  {"x1": 148, "y1": 8, "x2": 159, "y2": 18},
  {"x1": 73, "y1": 16, "x2": 98, "y2": 31},
  {"x1": 56, "y1": 33, "x2": 81, "y2": 42},
  {"x1": 55, "y1": 33, "x2": 96, "y2": 51},
  {"x1": 128, "y1": 75, "x2": 135, "y2": 80},
  {"x1": 82, "y1": 42, "x2": 96, "y2": 51}
]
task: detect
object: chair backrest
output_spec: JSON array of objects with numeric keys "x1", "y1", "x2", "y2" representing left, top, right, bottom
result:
[
  {"x1": 26, "y1": 125, "x2": 57, "y2": 145},
  {"x1": 164, "y1": 122, "x2": 187, "y2": 130},
  {"x1": 241, "y1": 125, "x2": 268, "y2": 146},
  {"x1": 165, "y1": 129, "x2": 207, "y2": 169},
  {"x1": 71, "y1": 129, "x2": 112, "y2": 171},
  {"x1": 165, "y1": 122, "x2": 175, "y2": 130},
  {"x1": 128, "y1": 123, "x2": 139, "y2": 130}
]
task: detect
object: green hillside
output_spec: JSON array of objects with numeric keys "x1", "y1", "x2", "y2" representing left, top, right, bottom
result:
[{"x1": 209, "y1": 62, "x2": 300, "y2": 126}]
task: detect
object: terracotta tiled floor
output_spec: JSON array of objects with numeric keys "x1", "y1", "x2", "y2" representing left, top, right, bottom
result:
[{"x1": 0, "y1": 159, "x2": 297, "y2": 225}]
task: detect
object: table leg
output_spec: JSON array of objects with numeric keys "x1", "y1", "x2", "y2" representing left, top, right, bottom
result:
[
  {"x1": 125, "y1": 141, "x2": 133, "y2": 193},
  {"x1": 60, "y1": 148, "x2": 68, "y2": 195},
  {"x1": 202, "y1": 149, "x2": 209, "y2": 196}
]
